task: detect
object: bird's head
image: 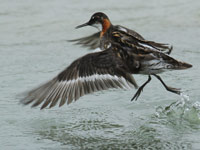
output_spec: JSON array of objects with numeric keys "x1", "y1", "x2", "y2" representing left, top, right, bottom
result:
[{"x1": 76, "y1": 12, "x2": 111, "y2": 31}]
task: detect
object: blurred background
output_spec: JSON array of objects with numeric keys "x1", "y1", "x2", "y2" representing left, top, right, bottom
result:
[{"x1": 0, "y1": 0, "x2": 200, "y2": 149}]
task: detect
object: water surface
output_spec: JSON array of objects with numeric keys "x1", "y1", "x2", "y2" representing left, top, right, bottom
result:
[{"x1": 1, "y1": 0, "x2": 200, "y2": 149}]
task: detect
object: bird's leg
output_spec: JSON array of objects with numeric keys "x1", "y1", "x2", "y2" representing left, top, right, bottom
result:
[
  {"x1": 131, "y1": 75, "x2": 151, "y2": 101},
  {"x1": 152, "y1": 74, "x2": 181, "y2": 95}
]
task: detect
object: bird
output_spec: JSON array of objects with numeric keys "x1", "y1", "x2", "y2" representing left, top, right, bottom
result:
[
  {"x1": 69, "y1": 12, "x2": 172, "y2": 55},
  {"x1": 68, "y1": 12, "x2": 191, "y2": 100},
  {"x1": 20, "y1": 39, "x2": 192, "y2": 109}
]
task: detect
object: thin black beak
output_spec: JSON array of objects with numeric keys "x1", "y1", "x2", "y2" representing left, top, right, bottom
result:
[{"x1": 75, "y1": 22, "x2": 89, "y2": 29}]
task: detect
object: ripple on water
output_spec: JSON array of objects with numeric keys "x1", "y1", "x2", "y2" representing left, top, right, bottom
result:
[
  {"x1": 27, "y1": 93, "x2": 200, "y2": 150},
  {"x1": 33, "y1": 120, "x2": 192, "y2": 150}
]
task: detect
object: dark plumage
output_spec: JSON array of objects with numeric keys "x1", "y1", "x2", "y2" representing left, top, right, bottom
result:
[
  {"x1": 20, "y1": 12, "x2": 192, "y2": 109},
  {"x1": 69, "y1": 12, "x2": 172, "y2": 54},
  {"x1": 21, "y1": 42, "x2": 191, "y2": 109}
]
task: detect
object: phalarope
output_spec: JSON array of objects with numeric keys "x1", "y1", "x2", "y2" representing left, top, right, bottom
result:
[
  {"x1": 21, "y1": 41, "x2": 192, "y2": 109},
  {"x1": 70, "y1": 12, "x2": 172, "y2": 54}
]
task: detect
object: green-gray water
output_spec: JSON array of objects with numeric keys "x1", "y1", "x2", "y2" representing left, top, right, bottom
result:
[{"x1": 1, "y1": 0, "x2": 200, "y2": 149}]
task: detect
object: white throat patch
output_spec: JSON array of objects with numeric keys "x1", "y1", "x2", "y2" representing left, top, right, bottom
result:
[{"x1": 92, "y1": 22, "x2": 102, "y2": 31}]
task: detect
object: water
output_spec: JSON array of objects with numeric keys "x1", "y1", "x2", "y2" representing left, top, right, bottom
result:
[{"x1": 1, "y1": 0, "x2": 200, "y2": 149}]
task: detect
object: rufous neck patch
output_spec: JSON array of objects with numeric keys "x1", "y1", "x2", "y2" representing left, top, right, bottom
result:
[{"x1": 100, "y1": 19, "x2": 111, "y2": 37}]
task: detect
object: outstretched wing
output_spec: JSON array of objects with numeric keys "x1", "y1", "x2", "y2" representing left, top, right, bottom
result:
[
  {"x1": 115, "y1": 25, "x2": 173, "y2": 54},
  {"x1": 68, "y1": 32, "x2": 100, "y2": 50},
  {"x1": 20, "y1": 50, "x2": 138, "y2": 109}
]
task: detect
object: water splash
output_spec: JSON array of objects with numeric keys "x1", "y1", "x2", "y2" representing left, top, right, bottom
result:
[{"x1": 155, "y1": 93, "x2": 200, "y2": 126}]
